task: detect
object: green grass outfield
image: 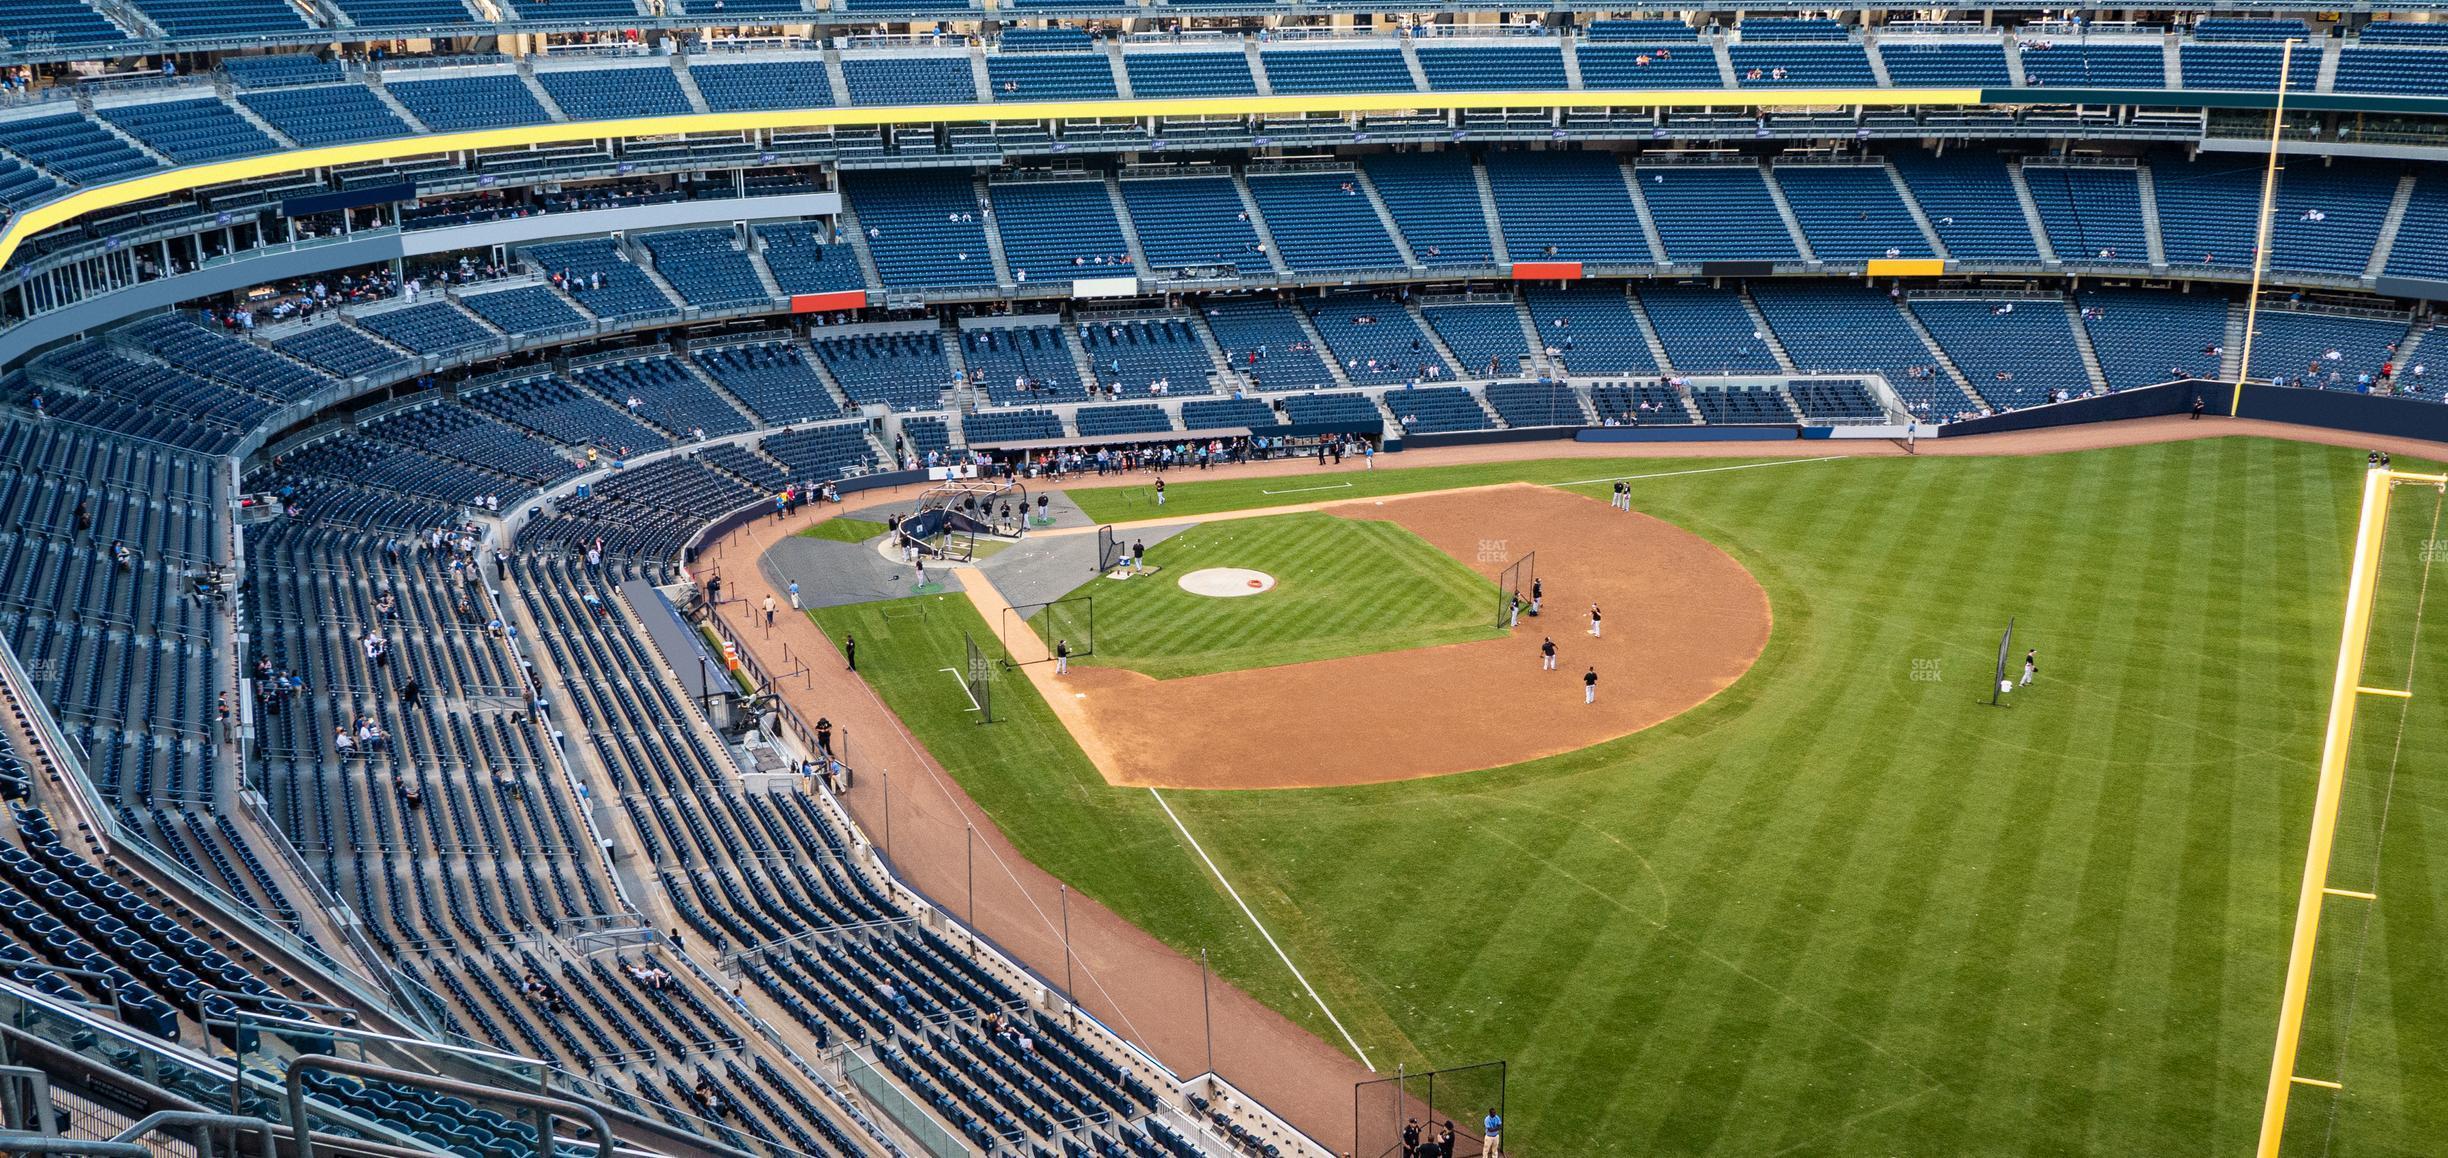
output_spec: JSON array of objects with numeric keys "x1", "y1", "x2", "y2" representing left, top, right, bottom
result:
[
  {"x1": 824, "y1": 439, "x2": 2448, "y2": 1157},
  {"x1": 1042, "y1": 512, "x2": 1503, "y2": 680}
]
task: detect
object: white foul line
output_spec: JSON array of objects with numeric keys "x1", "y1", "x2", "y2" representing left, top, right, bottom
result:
[
  {"x1": 1258, "y1": 482, "x2": 1357, "y2": 496},
  {"x1": 1148, "y1": 786, "x2": 1377, "y2": 1071},
  {"x1": 937, "y1": 668, "x2": 982, "y2": 713},
  {"x1": 1551, "y1": 454, "x2": 1850, "y2": 488}
]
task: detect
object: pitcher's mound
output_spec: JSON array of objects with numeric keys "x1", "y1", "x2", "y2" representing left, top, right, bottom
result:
[{"x1": 1179, "y1": 568, "x2": 1276, "y2": 597}]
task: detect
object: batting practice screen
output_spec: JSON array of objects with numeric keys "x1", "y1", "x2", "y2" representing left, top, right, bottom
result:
[
  {"x1": 963, "y1": 631, "x2": 994, "y2": 723},
  {"x1": 1355, "y1": 1061, "x2": 1506, "y2": 1158},
  {"x1": 1096, "y1": 524, "x2": 1121, "y2": 573},
  {"x1": 1496, "y1": 551, "x2": 1537, "y2": 628},
  {"x1": 1003, "y1": 595, "x2": 1095, "y2": 665}
]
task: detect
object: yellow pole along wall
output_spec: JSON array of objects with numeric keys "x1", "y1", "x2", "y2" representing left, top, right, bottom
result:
[{"x1": 0, "y1": 87, "x2": 1980, "y2": 273}]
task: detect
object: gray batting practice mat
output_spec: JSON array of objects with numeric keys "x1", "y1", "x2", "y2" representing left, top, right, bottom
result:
[
  {"x1": 761, "y1": 532, "x2": 966, "y2": 610},
  {"x1": 978, "y1": 520, "x2": 1196, "y2": 611}
]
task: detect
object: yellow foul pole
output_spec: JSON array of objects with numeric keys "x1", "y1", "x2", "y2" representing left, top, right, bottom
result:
[
  {"x1": 2232, "y1": 38, "x2": 2298, "y2": 416},
  {"x1": 2253, "y1": 467, "x2": 2416, "y2": 1157}
]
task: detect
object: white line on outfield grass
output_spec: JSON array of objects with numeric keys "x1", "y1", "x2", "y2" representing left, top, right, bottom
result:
[
  {"x1": 1552, "y1": 454, "x2": 1851, "y2": 488},
  {"x1": 1148, "y1": 787, "x2": 1377, "y2": 1071},
  {"x1": 937, "y1": 668, "x2": 981, "y2": 713},
  {"x1": 1258, "y1": 482, "x2": 1356, "y2": 496}
]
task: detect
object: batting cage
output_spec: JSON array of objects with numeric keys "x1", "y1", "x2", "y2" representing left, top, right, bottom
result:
[
  {"x1": 1355, "y1": 1061, "x2": 1506, "y2": 1158},
  {"x1": 1002, "y1": 595, "x2": 1096, "y2": 665},
  {"x1": 963, "y1": 631, "x2": 994, "y2": 723},
  {"x1": 1496, "y1": 551, "x2": 1537, "y2": 628},
  {"x1": 1096, "y1": 524, "x2": 1122, "y2": 574}
]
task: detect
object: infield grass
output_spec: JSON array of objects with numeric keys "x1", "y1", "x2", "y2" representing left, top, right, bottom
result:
[
  {"x1": 836, "y1": 438, "x2": 2448, "y2": 1157},
  {"x1": 1043, "y1": 512, "x2": 1504, "y2": 680}
]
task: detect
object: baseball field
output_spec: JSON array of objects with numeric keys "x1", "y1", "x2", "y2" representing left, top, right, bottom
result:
[{"x1": 810, "y1": 435, "x2": 2448, "y2": 1157}]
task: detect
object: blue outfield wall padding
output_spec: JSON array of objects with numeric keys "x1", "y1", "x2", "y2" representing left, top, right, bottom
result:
[
  {"x1": 1938, "y1": 379, "x2": 2448, "y2": 445},
  {"x1": 1939, "y1": 381, "x2": 2216, "y2": 436},
  {"x1": 1577, "y1": 425, "x2": 1805, "y2": 443},
  {"x1": 1402, "y1": 426, "x2": 1581, "y2": 451},
  {"x1": 2237, "y1": 384, "x2": 2448, "y2": 443}
]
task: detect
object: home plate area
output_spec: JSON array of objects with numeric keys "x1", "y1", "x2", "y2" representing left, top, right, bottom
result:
[{"x1": 1177, "y1": 568, "x2": 1277, "y2": 597}]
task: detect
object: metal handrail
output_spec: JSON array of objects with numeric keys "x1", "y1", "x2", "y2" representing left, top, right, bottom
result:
[{"x1": 285, "y1": 1056, "x2": 610, "y2": 1158}]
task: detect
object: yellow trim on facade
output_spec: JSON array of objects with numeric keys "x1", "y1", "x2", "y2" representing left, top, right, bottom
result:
[{"x1": 0, "y1": 87, "x2": 1981, "y2": 273}]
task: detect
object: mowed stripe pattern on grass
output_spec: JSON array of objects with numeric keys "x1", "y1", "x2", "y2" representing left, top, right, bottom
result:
[
  {"x1": 834, "y1": 440, "x2": 2448, "y2": 1156},
  {"x1": 1066, "y1": 512, "x2": 1505, "y2": 680}
]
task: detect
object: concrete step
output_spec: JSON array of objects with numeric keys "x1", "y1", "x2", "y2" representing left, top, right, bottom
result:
[
  {"x1": 1352, "y1": 166, "x2": 1420, "y2": 270},
  {"x1": 1471, "y1": 160, "x2": 1511, "y2": 264},
  {"x1": 1232, "y1": 172, "x2": 1294, "y2": 276},
  {"x1": 1618, "y1": 157, "x2": 1672, "y2": 268},
  {"x1": 2369, "y1": 172, "x2": 2418, "y2": 279}
]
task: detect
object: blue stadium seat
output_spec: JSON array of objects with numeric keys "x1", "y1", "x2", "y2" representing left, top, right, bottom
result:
[
  {"x1": 2077, "y1": 289, "x2": 2231, "y2": 390},
  {"x1": 1245, "y1": 173, "x2": 1403, "y2": 272},
  {"x1": 1635, "y1": 285, "x2": 1782, "y2": 375},
  {"x1": 2178, "y1": 43, "x2": 2316, "y2": 92},
  {"x1": 126, "y1": 0, "x2": 307, "y2": 37},
  {"x1": 2015, "y1": 43, "x2": 2165, "y2": 88},
  {"x1": 525, "y1": 239, "x2": 682, "y2": 322},
  {"x1": 989, "y1": 179, "x2": 1135, "y2": 285},
  {"x1": 96, "y1": 100, "x2": 277, "y2": 164},
  {"x1": 641, "y1": 229, "x2": 772, "y2": 310},
  {"x1": 1077, "y1": 315, "x2": 1216, "y2": 396},
  {"x1": 239, "y1": 85, "x2": 412, "y2": 146},
  {"x1": 538, "y1": 67, "x2": 695, "y2": 121},
  {"x1": 692, "y1": 342, "x2": 842, "y2": 424},
  {"x1": 387, "y1": 75, "x2": 553, "y2": 132},
  {"x1": 1638, "y1": 165, "x2": 1800, "y2": 262},
  {"x1": 1423, "y1": 301, "x2": 1532, "y2": 378},
  {"x1": 843, "y1": 173, "x2": 998, "y2": 289},
  {"x1": 1909, "y1": 298, "x2": 2094, "y2": 409},
  {"x1": 1485, "y1": 151, "x2": 1653, "y2": 265},
  {"x1": 1524, "y1": 286, "x2": 1656, "y2": 376},
  {"x1": 963, "y1": 326, "x2": 1087, "y2": 405},
  {"x1": 1773, "y1": 164, "x2": 1934, "y2": 261},
  {"x1": 1575, "y1": 43, "x2": 1724, "y2": 89},
  {"x1": 1306, "y1": 296, "x2": 1449, "y2": 386},
  {"x1": 986, "y1": 52, "x2": 1117, "y2": 100},
  {"x1": 1206, "y1": 300, "x2": 1335, "y2": 391},
  {"x1": 2019, "y1": 164, "x2": 2150, "y2": 265},
  {"x1": 2334, "y1": 47, "x2": 2448, "y2": 96},
  {"x1": 222, "y1": 55, "x2": 344, "y2": 88},
  {"x1": 1120, "y1": 175, "x2": 1265, "y2": 275},
  {"x1": 1416, "y1": 46, "x2": 1568, "y2": 92},
  {"x1": 0, "y1": 115, "x2": 157, "y2": 185},
  {"x1": 755, "y1": 223, "x2": 868, "y2": 296},
  {"x1": 0, "y1": 1, "x2": 130, "y2": 46},
  {"x1": 1123, "y1": 51, "x2": 1257, "y2": 97},
  {"x1": 1261, "y1": 48, "x2": 1415, "y2": 95},
  {"x1": 1728, "y1": 42, "x2": 1876, "y2": 87},
  {"x1": 1359, "y1": 153, "x2": 1494, "y2": 268},
  {"x1": 1383, "y1": 385, "x2": 1492, "y2": 434},
  {"x1": 691, "y1": 61, "x2": 836, "y2": 112},
  {"x1": 812, "y1": 330, "x2": 953, "y2": 411},
  {"x1": 1878, "y1": 42, "x2": 2012, "y2": 86},
  {"x1": 1888, "y1": 150, "x2": 2043, "y2": 262},
  {"x1": 1750, "y1": 283, "x2": 1968, "y2": 419},
  {"x1": 841, "y1": 57, "x2": 976, "y2": 106}
]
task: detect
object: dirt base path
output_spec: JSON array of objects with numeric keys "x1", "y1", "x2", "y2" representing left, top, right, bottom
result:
[
  {"x1": 997, "y1": 484, "x2": 1770, "y2": 789},
  {"x1": 694, "y1": 415, "x2": 2444, "y2": 1149}
]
